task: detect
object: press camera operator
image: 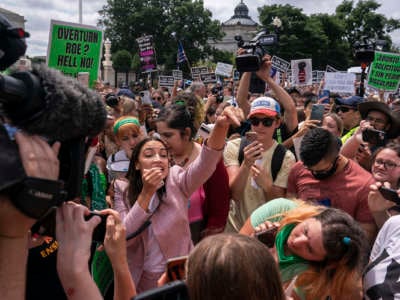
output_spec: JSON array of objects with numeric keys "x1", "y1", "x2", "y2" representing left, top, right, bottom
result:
[{"x1": 0, "y1": 132, "x2": 60, "y2": 299}]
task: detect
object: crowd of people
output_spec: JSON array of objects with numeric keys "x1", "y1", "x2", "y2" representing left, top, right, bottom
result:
[{"x1": 3, "y1": 52, "x2": 400, "y2": 300}]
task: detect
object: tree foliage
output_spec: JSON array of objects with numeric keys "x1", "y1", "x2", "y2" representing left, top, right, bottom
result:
[
  {"x1": 98, "y1": 0, "x2": 400, "y2": 73},
  {"x1": 255, "y1": 0, "x2": 399, "y2": 69},
  {"x1": 98, "y1": 0, "x2": 224, "y2": 69},
  {"x1": 112, "y1": 49, "x2": 132, "y2": 72}
]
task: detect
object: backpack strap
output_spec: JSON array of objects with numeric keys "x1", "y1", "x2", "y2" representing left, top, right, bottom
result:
[
  {"x1": 271, "y1": 144, "x2": 287, "y2": 182},
  {"x1": 238, "y1": 137, "x2": 287, "y2": 182}
]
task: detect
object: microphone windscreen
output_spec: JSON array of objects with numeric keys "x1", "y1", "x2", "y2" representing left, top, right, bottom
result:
[{"x1": 18, "y1": 64, "x2": 106, "y2": 141}]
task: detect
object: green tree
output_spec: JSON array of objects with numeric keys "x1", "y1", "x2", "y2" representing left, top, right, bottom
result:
[
  {"x1": 98, "y1": 0, "x2": 224, "y2": 71},
  {"x1": 258, "y1": 4, "x2": 351, "y2": 70},
  {"x1": 112, "y1": 49, "x2": 132, "y2": 86},
  {"x1": 336, "y1": 0, "x2": 400, "y2": 58}
]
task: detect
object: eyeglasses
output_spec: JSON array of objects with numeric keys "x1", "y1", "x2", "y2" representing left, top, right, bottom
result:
[
  {"x1": 366, "y1": 115, "x2": 387, "y2": 126},
  {"x1": 336, "y1": 106, "x2": 354, "y2": 113},
  {"x1": 374, "y1": 158, "x2": 400, "y2": 170},
  {"x1": 153, "y1": 97, "x2": 162, "y2": 101},
  {"x1": 249, "y1": 117, "x2": 275, "y2": 127}
]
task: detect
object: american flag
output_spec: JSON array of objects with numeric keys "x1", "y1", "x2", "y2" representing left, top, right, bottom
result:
[{"x1": 177, "y1": 41, "x2": 187, "y2": 63}]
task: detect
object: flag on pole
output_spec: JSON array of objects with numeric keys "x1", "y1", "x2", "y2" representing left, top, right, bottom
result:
[{"x1": 177, "y1": 41, "x2": 187, "y2": 63}]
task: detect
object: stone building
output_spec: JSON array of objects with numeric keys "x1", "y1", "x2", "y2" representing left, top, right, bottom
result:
[{"x1": 211, "y1": 1, "x2": 258, "y2": 53}]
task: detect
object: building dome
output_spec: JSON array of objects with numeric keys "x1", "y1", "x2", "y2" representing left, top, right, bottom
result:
[{"x1": 223, "y1": 1, "x2": 257, "y2": 26}]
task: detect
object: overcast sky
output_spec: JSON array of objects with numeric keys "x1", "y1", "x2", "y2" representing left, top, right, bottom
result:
[{"x1": 1, "y1": 0, "x2": 399, "y2": 57}]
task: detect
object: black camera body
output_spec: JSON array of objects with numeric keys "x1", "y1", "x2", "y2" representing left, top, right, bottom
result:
[
  {"x1": 235, "y1": 30, "x2": 278, "y2": 73},
  {"x1": 353, "y1": 36, "x2": 386, "y2": 64},
  {"x1": 211, "y1": 85, "x2": 224, "y2": 103}
]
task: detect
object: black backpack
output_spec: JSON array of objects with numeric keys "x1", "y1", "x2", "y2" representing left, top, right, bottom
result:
[{"x1": 237, "y1": 137, "x2": 287, "y2": 181}]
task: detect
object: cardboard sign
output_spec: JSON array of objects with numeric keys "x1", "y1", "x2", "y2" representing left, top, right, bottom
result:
[
  {"x1": 291, "y1": 59, "x2": 312, "y2": 86},
  {"x1": 47, "y1": 20, "x2": 103, "y2": 88},
  {"x1": 172, "y1": 69, "x2": 183, "y2": 81},
  {"x1": 325, "y1": 72, "x2": 356, "y2": 94},
  {"x1": 215, "y1": 62, "x2": 233, "y2": 77},
  {"x1": 136, "y1": 35, "x2": 157, "y2": 72},
  {"x1": 191, "y1": 66, "x2": 208, "y2": 80},
  {"x1": 200, "y1": 73, "x2": 217, "y2": 84},
  {"x1": 271, "y1": 56, "x2": 290, "y2": 73},
  {"x1": 368, "y1": 51, "x2": 400, "y2": 91},
  {"x1": 159, "y1": 75, "x2": 175, "y2": 88}
]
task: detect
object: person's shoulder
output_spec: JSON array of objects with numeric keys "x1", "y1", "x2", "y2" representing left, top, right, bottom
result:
[{"x1": 226, "y1": 137, "x2": 242, "y2": 148}]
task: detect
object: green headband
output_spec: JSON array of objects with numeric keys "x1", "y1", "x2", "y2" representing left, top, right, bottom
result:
[{"x1": 113, "y1": 117, "x2": 141, "y2": 134}]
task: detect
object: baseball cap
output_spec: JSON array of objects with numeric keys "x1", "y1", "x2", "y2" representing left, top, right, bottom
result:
[
  {"x1": 248, "y1": 96, "x2": 281, "y2": 118},
  {"x1": 335, "y1": 95, "x2": 365, "y2": 109}
]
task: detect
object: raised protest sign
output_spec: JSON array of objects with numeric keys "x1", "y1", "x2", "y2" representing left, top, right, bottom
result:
[
  {"x1": 159, "y1": 75, "x2": 174, "y2": 88},
  {"x1": 312, "y1": 70, "x2": 325, "y2": 84},
  {"x1": 291, "y1": 59, "x2": 312, "y2": 86},
  {"x1": 172, "y1": 69, "x2": 183, "y2": 81},
  {"x1": 191, "y1": 66, "x2": 208, "y2": 80},
  {"x1": 271, "y1": 56, "x2": 290, "y2": 73},
  {"x1": 368, "y1": 51, "x2": 400, "y2": 91},
  {"x1": 215, "y1": 62, "x2": 233, "y2": 77},
  {"x1": 136, "y1": 35, "x2": 157, "y2": 72},
  {"x1": 47, "y1": 20, "x2": 103, "y2": 88},
  {"x1": 200, "y1": 73, "x2": 217, "y2": 84},
  {"x1": 325, "y1": 72, "x2": 356, "y2": 94}
]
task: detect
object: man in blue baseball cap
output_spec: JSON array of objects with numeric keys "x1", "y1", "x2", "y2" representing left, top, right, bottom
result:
[{"x1": 335, "y1": 95, "x2": 365, "y2": 143}]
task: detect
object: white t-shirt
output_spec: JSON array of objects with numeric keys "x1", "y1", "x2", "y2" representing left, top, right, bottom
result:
[{"x1": 363, "y1": 215, "x2": 400, "y2": 299}]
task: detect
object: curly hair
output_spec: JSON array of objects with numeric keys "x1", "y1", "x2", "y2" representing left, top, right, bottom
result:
[
  {"x1": 300, "y1": 127, "x2": 340, "y2": 167},
  {"x1": 172, "y1": 92, "x2": 204, "y2": 131}
]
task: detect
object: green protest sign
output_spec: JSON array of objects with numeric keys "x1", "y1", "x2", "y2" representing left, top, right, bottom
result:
[
  {"x1": 368, "y1": 51, "x2": 400, "y2": 91},
  {"x1": 47, "y1": 20, "x2": 103, "y2": 88}
]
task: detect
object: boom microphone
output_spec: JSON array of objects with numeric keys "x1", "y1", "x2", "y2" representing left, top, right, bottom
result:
[{"x1": 0, "y1": 63, "x2": 107, "y2": 141}]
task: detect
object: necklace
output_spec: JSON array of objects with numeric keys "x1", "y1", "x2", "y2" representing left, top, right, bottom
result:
[{"x1": 170, "y1": 142, "x2": 194, "y2": 167}]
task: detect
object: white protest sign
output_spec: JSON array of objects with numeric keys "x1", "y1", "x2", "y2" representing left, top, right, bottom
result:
[
  {"x1": 159, "y1": 75, "x2": 175, "y2": 88},
  {"x1": 271, "y1": 56, "x2": 290, "y2": 73},
  {"x1": 291, "y1": 59, "x2": 312, "y2": 86},
  {"x1": 172, "y1": 69, "x2": 183, "y2": 81},
  {"x1": 191, "y1": 66, "x2": 208, "y2": 80},
  {"x1": 324, "y1": 72, "x2": 356, "y2": 94},
  {"x1": 215, "y1": 62, "x2": 233, "y2": 77}
]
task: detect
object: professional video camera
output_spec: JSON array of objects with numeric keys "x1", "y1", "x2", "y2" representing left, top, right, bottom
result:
[
  {"x1": 353, "y1": 36, "x2": 386, "y2": 64},
  {"x1": 211, "y1": 84, "x2": 224, "y2": 103},
  {"x1": 235, "y1": 29, "x2": 278, "y2": 73},
  {"x1": 0, "y1": 14, "x2": 107, "y2": 220}
]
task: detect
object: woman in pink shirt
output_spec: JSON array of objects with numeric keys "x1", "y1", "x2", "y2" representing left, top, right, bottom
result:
[{"x1": 113, "y1": 106, "x2": 241, "y2": 292}]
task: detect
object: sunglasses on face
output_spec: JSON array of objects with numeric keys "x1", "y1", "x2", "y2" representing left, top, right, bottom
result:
[
  {"x1": 249, "y1": 117, "x2": 275, "y2": 127},
  {"x1": 336, "y1": 106, "x2": 354, "y2": 113},
  {"x1": 153, "y1": 96, "x2": 162, "y2": 101}
]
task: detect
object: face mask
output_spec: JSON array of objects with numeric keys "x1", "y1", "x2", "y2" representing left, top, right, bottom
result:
[{"x1": 311, "y1": 157, "x2": 339, "y2": 180}]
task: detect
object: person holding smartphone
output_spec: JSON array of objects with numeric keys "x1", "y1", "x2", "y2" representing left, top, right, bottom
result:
[
  {"x1": 341, "y1": 101, "x2": 400, "y2": 171},
  {"x1": 368, "y1": 142, "x2": 400, "y2": 228},
  {"x1": 113, "y1": 105, "x2": 242, "y2": 292}
]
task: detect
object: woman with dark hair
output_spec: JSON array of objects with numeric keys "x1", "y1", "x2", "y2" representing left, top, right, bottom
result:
[
  {"x1": 187, "y1": 233, "x2": 286, "y2": 300},
  {"x1": 368, "y1": 141, "x2": 400, "y2": 228},
  {"x1": 156, "y1": 104, "x2": 230, "y2": 243},
  {"x1": 240, "y1": 198, "x2": 369, "y2": 300},
  {"x1": 113, "y1": 106, "x2": 241, "y2": 292}
]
